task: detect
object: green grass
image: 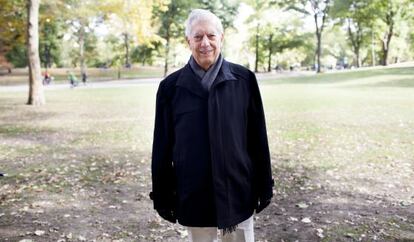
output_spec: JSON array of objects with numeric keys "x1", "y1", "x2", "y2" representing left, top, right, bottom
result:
[
  {"x1": 1, "y1": 66, "x2": 413, "y2": 180},
  {"x1": 262, "y1": 66, "x2": 414, "y2": 86},
  {"x1": 1, "y1": 65, "x2": 413, "y2": 240}
]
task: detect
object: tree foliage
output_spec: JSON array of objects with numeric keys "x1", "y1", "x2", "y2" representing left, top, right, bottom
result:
[
  {"x1": 331, "y1": 0, "x2": 377, "y2": 67},
  {"x1": 152, "y1": 0, "x2": 193, "y2": 76},
  {"x1": 277, "y1": 0, "x2": 332, "y2": 72},
  {"x1": 373, "y1": 0, "x2": 413, "y2": 65},
  {"x1": 0, "y1": 0, "x2": 27, "y2": 67}
]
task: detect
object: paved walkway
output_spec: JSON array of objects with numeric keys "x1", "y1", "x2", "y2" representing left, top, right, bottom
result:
[{"x1": 0, "y1": 71, "x2": 313, "y2": 93}]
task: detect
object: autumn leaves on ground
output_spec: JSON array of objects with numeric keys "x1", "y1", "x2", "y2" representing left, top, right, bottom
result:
[{"x1": 1, "y1": 66, "x2": 414, "y2": 241}]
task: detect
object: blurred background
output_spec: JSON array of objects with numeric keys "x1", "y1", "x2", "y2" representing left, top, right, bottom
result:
[
  {"x1": 1, "y1": 1, "x2": 414, "y2": 241},
  {"x1": 1, "y1": 0, "x2": 414, "y2": 84}
]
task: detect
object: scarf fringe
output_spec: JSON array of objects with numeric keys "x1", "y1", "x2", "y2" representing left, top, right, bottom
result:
[{"x1": 222, "y1": 225, "x2": 238, "y2": 235}]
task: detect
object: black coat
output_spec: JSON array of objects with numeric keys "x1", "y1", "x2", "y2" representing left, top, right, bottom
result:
[{"x1": 151, "y1": 59, "x2": 274, "y2": 229}]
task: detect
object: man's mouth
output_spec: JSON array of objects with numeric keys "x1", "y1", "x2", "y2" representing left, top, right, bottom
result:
[{"x1": 199, "y1": 49, "x2": 213, "y2": 55}]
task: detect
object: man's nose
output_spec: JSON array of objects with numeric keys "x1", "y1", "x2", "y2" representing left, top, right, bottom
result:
[{"x1": 201, "y1": 35, "x2": 210, "y2": 47}]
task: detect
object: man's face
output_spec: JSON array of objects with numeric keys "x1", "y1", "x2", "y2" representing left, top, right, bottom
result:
[{"x1": 186, "y1": 20, "x2": 223, "y2": 71}]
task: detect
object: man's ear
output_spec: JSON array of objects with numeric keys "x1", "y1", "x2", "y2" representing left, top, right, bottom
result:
[{"x1": 186, "y1": 36, "x2": 190, "y2": 46}]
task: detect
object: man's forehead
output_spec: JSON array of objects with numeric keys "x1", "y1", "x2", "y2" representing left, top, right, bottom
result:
[{"x1": 191, "y1": 20, "x2": 218, "y2": 33}]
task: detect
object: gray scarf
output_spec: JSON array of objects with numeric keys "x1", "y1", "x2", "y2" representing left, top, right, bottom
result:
[
  {"x1": 189, "y1": 54, "x2": 224, "y2": 91},
  {"x1": 189, "y1": 54, "x2": 237, "y2": 235}
]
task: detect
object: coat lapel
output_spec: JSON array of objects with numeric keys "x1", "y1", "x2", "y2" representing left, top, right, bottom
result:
[
  {"x1": 176, "y1": 59, "x2": 238, "y2": 98},
  {"x1": 176, "y1": 64, "x2": 208, "y2": 99},
  {"x1": 211, "y1": 60, "x2": 237, "y2": 89}
]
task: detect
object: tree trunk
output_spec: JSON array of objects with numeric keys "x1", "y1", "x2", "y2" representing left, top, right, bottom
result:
[
  {"x1": 347, "y1": 19, "x2": 361, "y2": 68},
  {"x1": 267, "y1": 34, "x2": 273, "y2": 72},
  {"x1": 356, "y1": 48, "x2": 361, "y2": 68},
  {"x1": 314, "y1": 12, "x2": 322, "y2": 74},
  {"x1": 254, "y1": 23, "x2": 259, "y2": 73},
  {"x1": 381, "y1": 12, "x2": 394, "y2": 66},
  {"x1": 27, "y1": 0, "x2": 45, "y2": 106},
  {"x1": 164, "y1": 35, "x2": 170, "y2": 77},
  {"x1": 381, "y1": 30, "x2": 393, "y2": 66},
  {"x1": 79, "y1": 25, "x2": 86, "y2": 78},
  {"x1": 371, "y1": 29, "x2": 376, "y2": 66},
  {"x1": 124, "y1": 33, "x2": 130, "y2": 67},
  {"x1": 316, "y1": 31, "x2": 322, "y2": 73}
]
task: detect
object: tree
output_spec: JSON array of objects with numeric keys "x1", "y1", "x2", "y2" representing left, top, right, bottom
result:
[
  {"x1": 5, "y1": 44, "x2": 27, "y2": 68},
  {"x1": 152, "y1": 0, "x2": 192, "y2": 77},
  {"x1": 26, "y1": 0, "x2": 45, "y2": 106},
  {"x1": 278, "y1": 0, "x2": 332, "y2": 73},
  {"x1": 331, "y1": 0, "x2": 376, "y2": 67},
  {"x1": 375, "y1": 0, "x2": 411, "y2": 66},
  {"x1": 60, "y1": 0, "x2": 102, "y2": 78},
  {"x1": 100, "y1": 0, "x2": 156, "y2": 68},
  {"x1": 0, "y1": 0, "x2": 27, "y2": 70},
  {"x1": 68, "y1": 29, "x2": 99, "y2": 68},
  {"x1": 262, "y1": 24, "x2": 305, "y2": 71},
  {"x1": 248, "y1": 21, "x2": 306, "y2": 72},
  {"x1": 39, "y1": 3, "x2": 64, "y2": 69},
  {"x1": 131, "y1": 40, "x2": 162, "y2": 65},
  {"x1": 200, "y1": 0, "x2": 239, "y2": 30},
  {"x1": 244, "y1": 0, "x2": 272, "y2": 72}
]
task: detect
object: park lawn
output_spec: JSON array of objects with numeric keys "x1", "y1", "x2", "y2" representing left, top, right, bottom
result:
[{"x1": 0, "y1": 66, "x2": 414, "y2": 241}]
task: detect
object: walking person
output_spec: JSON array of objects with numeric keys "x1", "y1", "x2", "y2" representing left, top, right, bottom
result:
[
  {"x1": 67, "y1": 71, "x2": 78, "y2": 88},
  {"x1": 150, "y1": 9, "x2": 274, "y2": 242},
  {"x1": 82, "y1": 72, "x2": 87, "y2": 85}
]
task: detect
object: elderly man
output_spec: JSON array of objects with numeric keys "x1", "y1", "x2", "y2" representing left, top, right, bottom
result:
[{"x1": 150, "y1": 9, "x2": 273, "y2": 242}]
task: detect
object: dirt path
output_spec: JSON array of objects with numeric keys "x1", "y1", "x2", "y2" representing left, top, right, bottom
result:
[{"x1": 1, "y1": 154, "x2": 413, "y2": 241}]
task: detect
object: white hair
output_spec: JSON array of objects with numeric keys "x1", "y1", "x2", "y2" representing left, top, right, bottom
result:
[{"x1": 185, "y1": 9, "x2": 224, "y2": 37}]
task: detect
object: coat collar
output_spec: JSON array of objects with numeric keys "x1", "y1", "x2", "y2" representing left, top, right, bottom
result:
[{"x1": 176, "y1": 58, "x2": 237, "y2": 99}]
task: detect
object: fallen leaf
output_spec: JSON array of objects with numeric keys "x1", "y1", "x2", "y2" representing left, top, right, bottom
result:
[
  {"x1": 316, "y1": 228, "x2": 324, "y2": 238},
  {"x1": 301, "y1": 217, "x2": 311, "y2": 223},
  {"x1": 176, "y1": 228, "x2": 188, "y2": 238},
  {"x1": 289, "y1": 217, "x2": 298, "y2": 222},
  {"x1": 34, "y1": 230, "x2": 45, "y2": 236},
  {"x1": 296, "y1": 202, "x2": 309, "y2": 209}
]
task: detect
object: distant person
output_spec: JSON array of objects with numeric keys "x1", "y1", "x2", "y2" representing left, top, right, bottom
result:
[
  {"x1": 275, "y1": 65, "x2": 282, "y2": 73},
  {"x1": 150, "y1": 9, "x2": 273, "y2": 242},
  {"x1": 82, "y1": 72, "x2": 87, "y2": 85},
  {"x1": 42, "y1": 71, "x2": 52, "y2": 85},
  {"x1": 67, "y1": 71, "x2": 78, "y2": 88}
]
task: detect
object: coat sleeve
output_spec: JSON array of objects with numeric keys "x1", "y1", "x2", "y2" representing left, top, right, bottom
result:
[
  {"x1": 247, "y1": 72, "x2": 274, "y2": 208},
  {"x1": 150, "y1": 81, "x2": 176, "y2": 215}
]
